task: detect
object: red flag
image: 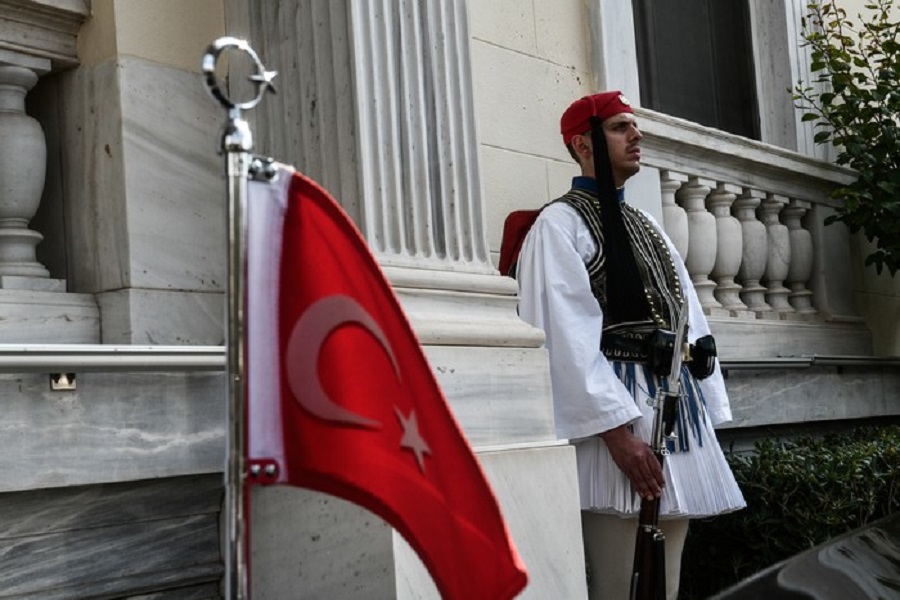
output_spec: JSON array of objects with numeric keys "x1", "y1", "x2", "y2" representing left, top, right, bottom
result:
[{"x1": 246, "y1": 167, "x2": 528, "y2": 600}]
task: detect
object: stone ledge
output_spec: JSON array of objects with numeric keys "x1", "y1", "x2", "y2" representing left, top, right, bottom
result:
[
  {"x1": 711, "y1": 316, "x2": 872, "y2": 359},
  {"x1": 720, "y1": 364, "x2": 900, "y2": 430},
  {"x1": 637, "y1": 106, "x2": 856, "y2": 204},
  {"x1": 0, "y1": 289, "x2": 98, "y2": 343}
]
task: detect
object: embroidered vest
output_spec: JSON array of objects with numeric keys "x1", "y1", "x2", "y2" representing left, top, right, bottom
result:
[{"x1": 557, "y1": 189, "x2": 685, "y2": 360}]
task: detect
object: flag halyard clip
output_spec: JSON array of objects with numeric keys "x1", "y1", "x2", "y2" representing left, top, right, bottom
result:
[
  {"x1": 249, "y1": 155, "x2": 278, "y2": 182},
  {"x1": 248, "y1": 458, "x2": 280, "y2": 482}
]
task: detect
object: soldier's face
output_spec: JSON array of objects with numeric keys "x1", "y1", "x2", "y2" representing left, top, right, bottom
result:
[{"x1": 602, "y1": 113, "x2": 642, "y2": 187}]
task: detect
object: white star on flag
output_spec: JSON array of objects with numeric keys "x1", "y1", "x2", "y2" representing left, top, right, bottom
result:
[{"x1": 394, "y1": 406, "x2": 431, "y2": 473}]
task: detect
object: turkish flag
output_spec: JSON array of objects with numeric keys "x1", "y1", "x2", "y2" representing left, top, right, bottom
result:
[{"x1": 246, "y1": 166, "x2": 527, "y2": 600}]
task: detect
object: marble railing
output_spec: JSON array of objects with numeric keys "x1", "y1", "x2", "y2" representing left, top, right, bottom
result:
[
  {"x1": 637, "y1": 108, "x2": 871, "y2": 357},
  {"x1": 638, "y1": 109, "x2": 859, "y2": 321},
  {"x1": 660, "y1": 172, "x2": 817, "y2": 320}
]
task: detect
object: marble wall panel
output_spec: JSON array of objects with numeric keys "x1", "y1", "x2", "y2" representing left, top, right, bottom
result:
[
  {"x1": 97, "y1": 288, "x2": 224, "y2": 345},
  {"x1": 394, "y1": 444, "x2": 587, "y2": 600},
  {"x1": 0, "y1": 517, "x2": 221, "y2": 597},
  {"x1": 470, "y1": 40, "x2": 586, "y2": 162},
  {"x1": 533, "y1": 0, "x2": 592, "y2": 72},
  {"x1": 468, "y1": 0, "x2": 538, "y2": 55},
  {"x1": 60, "y1": 55, "x2": 225, "y2": 296},
  {"x1": 722, "y1": 366, "x2": 900, "y2": 429},
  {"x1": 249, "y1": 486, "x2": 395, "y2": 600},
  {"x1": 480, "y1": 145, "x2": 552, "y2": 261},
  {"x1": 58, "y1": 58, "x2": 129, "y2": 294},
  {"x1": 423, "y1": 345, "x2": 557, "y2": 448},
  {"x1": 856, "y1": 292, "x2": 900, "y2": 357},
  {"x1": 127, "y1": 584, "x2": 222, "y2": 599},
  {"x1": 119, "y1": 56, "x2": 225, "y2": 293},
  {"x1": 0, "y1": 474, "x2": 222, "y2": 598},
  {"x1": 0, "y1": 475, "x2": 220, "y2": 539},
  {"x1": 0, "y1": 371, "x2": 224, "y2": 493}
]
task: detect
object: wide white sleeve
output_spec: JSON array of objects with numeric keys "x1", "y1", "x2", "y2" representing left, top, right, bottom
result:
[
  {"x1": 516, "y1": 204, "x2": 642, "y2": 440},
  {"x1": 642, "y1": 211, "x2": 734, "y2": 425}
]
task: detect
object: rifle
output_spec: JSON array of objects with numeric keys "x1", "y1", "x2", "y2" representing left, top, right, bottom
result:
[{"x1": 629, "y1": 301, "x2": 688, "y2": 600}]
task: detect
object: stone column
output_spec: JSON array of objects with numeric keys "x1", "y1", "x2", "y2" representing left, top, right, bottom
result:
[
  {"x1": 676, "y1": 176, "x2": 722, "y2": 313},
  {"x1": 251, "y1": 0, "x2": 492, "y2": 275},
  {"x1": 734, "y1": 188, "x2": 773, "y2": 318},
  {"x1": 707, "y1": 182, "x2": 750, "y2": 316},
  {"x1": 783, "y1": 198, "x2": 816, "y2": 316},
  {"x1": 760, "y1": 194, "x2": 794, "y2": 316},
  {"x1": 660, "y1": 170, "x2": 689, "y2": 260},
  {"x1": 234, "y1": 1, "x2": 582, "y2": 597}
]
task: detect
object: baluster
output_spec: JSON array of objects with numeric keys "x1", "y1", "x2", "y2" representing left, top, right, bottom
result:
[
  {"x1": 675, "y1": 176, "x2": 723, "y2": 314},
  {"x1": 660, "y1": 170, "x2": 689, "y2": 261},
  {"x1": 708, "y1": 183, "x2": 751, "y2": 316},
  {"x1": 783, "y1": 198, "x2": 817, "y2": 316},
  {"x1": 759, "y1": 194, "x2": 794, "y2": 317},
  {"x1": 734, "y1": 188, "x2": 773, "y2": 318},
  {"x1": 0, "y1": 64, "x2": 52, "y2": 283}
]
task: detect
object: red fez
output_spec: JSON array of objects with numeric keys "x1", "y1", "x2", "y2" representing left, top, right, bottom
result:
[{"x1": 560, "y1": 91, "x2": 633, "y2": 144}]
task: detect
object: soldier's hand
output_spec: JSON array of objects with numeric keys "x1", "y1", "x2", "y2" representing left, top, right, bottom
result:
[{"x1": 601, "y1": 425, "x2": 665, "y2": 501}]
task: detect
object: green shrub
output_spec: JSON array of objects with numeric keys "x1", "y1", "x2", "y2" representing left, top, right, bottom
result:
[
  {"x1": 793, "y1": 0, "x2": 900, "y2": 276},
  {"x1": 679, "y1": 425, "x2": 900, "y2": 599}
]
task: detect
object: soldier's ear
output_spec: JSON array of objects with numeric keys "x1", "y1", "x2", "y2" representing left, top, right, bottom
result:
[{"x1": 572, "y1": 133, "x2": 592, "y2": 162}]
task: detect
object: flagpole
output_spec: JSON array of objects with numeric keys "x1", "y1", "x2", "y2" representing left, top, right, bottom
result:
[{"x1": 202, "y1": 37, "x2": 276, "y2": 600}]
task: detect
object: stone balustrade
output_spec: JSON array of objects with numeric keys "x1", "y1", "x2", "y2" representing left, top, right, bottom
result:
[
  {"x1": 635, "y1": 107, "x2": 871, "y2": 357},
  {"x1": 637, "y1": 107, "x2": 859, "y2": 324},
  {"x1": 660, "y1": 170, "x2": 819, "y2": 321}
]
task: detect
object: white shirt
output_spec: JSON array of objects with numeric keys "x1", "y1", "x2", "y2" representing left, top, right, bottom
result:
[{"x1": 516, "y1": 201, "x2": 733, "y2": 442}]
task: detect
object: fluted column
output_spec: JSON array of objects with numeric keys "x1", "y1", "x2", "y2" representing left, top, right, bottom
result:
[
  {"x1": 0, "y1": 62, "x2": 52, "y2": 283},
  {"x1": 734, "y1": 188, "x2": 772, "y2": 318},
  {"x1": 783, "y1": 198, "x2": 816, "y2": 316},
  {"x1": 760, "y1": 194, "x2": 793, "y2": 316},
  {"x1": 707, "y1": 183, "x2": 749, "y2": 315},
  {"x1": 253, "y1": 0, "x2": 492, "y2": 274},
  {"x1": 676, "y1": 176, "x2": 722, "y2": 313},
  {"x1": 660, "y1": 170, "x2": 689, "y2": 260}
]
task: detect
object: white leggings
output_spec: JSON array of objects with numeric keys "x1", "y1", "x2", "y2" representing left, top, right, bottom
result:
[{"x1": 581, "y1": 512, "x2": 689, "y2": 600}]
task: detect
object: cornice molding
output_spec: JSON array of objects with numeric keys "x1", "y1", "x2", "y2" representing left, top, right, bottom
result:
[
  {"x1": 0, "y1": 0, "x2": 90, "y2": 69},
  {"x1": 636, "y1": 107, "x2": 856, "y2": 204}
]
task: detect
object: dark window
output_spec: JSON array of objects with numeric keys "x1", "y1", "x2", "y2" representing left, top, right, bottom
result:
[{"x1": 632, "y1": 0, "x2": 760, "y2": 140}]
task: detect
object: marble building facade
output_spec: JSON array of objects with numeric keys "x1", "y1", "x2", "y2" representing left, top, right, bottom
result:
[{"x1": 0, "y1": 0, "x2": 897, "y2": 597}]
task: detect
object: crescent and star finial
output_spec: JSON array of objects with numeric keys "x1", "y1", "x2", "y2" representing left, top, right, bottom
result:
[{"x1": 202, "y1": 36, "x2": 277, "y2": 112}]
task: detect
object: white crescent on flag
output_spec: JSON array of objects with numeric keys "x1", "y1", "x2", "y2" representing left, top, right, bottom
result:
[{"x1": 285, "y1": 294, "x2": 397, "y2": 429}]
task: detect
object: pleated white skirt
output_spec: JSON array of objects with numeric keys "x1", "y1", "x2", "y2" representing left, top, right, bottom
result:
[{"x1": 574, "y1": 361, "x2": 746, "y2": 518}]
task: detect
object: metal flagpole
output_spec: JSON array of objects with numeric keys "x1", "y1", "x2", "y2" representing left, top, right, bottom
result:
[{"x1": 201, "y1": 37, "x2": 277, "y2": 600}]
